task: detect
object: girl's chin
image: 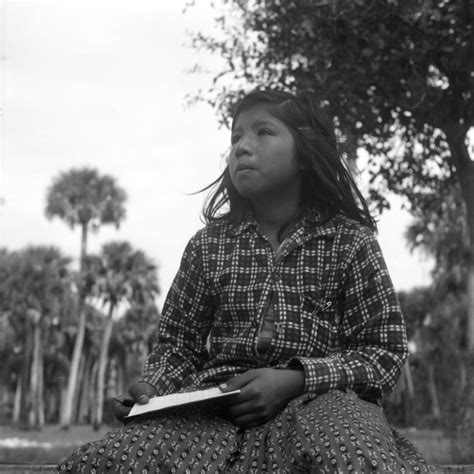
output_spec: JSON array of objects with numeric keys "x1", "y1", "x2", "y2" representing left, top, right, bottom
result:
[
  {"x1": 234, "y1": 185, "x2": 260, "y2": 200},
  {"x1": 232, "y1": 180, "x2": 258, "y2": 198},
  {"x1": 232, "y1": 178, "x2": 273, "y2": 200}
]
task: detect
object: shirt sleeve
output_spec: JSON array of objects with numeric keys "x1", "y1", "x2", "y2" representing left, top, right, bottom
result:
[
  {"x1": 290, "y1": 231, "x2": 408, "y2": 400},
  {"x1": 139, "y1": 233, "x2": 214, "y2": 395}
]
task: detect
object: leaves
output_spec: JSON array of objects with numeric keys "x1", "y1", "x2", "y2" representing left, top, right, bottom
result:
[
  {"x1": 405, "y1": 182, "x2": 469, "y2": 293},
  {"x1": 0, "y1": 247, "x2": 72, "y2": 323},
  {"x1": 45, "y1": 167, "x2": 127, "y2": 230},
  {"x1": 83, "y1": 241, "x2": 160, "y2": 313},
  {"x1": 188, "y1": 0, "x2": 473, "y2": 208},
  {"x1": 0, "y1": 246, "x2": 74, "y2": 394}
]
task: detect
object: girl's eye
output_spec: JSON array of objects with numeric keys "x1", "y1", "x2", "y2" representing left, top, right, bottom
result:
[
  {"x1": 231, "y1": 135, "x2": 241, "y2": 145},
  {"x1": 258, "y1": 128, "x2": 273, "y2": 136}
]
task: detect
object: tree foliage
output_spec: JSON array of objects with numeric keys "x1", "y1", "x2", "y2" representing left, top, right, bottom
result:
[
  {"x1": 406, "y1": 182, "x2": 469, "y2": 294},
  {"x1": 190, "y1": 0, "x2": 472, "y2": 210},
  {"x1": 87, "y1": 241, "x2": 160, "y2": 309},
  {"x1": 45, "y1": 167, "x2": 127, "y2": 233}
]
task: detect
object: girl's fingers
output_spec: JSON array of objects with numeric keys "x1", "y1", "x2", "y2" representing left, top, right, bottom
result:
[
  {"x1": 129, "y1": 381, "x2": 157, "y2": 404},
  {"x1": 220, "y1": 370, "x2": 259, "y2": 391},
  {"x1": 225, "y1": 387, "x2": 255, "y2": 406},
  {"x1": 226, "y1": 399, "x2": 256, "y2": 418},
  {"x1": 113, "y1": 399, "x2": 132, "y2": 423},
  {"x1": 232, "y1": 411, "x2": 262, "y2": 427}
]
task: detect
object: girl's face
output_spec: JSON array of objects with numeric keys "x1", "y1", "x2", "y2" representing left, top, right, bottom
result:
[{"x1": 228, "y1": 105, "x2": 301, "y2": 201}]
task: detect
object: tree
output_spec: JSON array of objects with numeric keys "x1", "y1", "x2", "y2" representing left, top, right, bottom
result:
[
  {"x1": 0, "y1": 249, "x2": 20, "y2": 422},
  {"x1": 45, "y1": 167, "x2": 127, "y2": 428},
  {"x1": 406, "y1": 182, "x2": 469, "y2": 295},
  {"x1": 111, "y1": 303, "x2": 160, "y2": 386},
  {"x1": 405, "y1": 184, "x2": 472, "y2": 460},
  {"x1": 189, "y1": 0, "x2": 474, "y2": 346},
  {"x1": 86, "y1": 242, "x2": 159, "y2": 429},
  {"x1": 400, "y1": 287, "x2": 466, "y2": 422},
  {"x1": 0, "y1": 246, "x2": 71, "y2": 429}
]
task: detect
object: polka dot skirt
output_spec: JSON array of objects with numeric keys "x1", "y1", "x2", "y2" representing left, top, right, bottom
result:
[{"x1": 58, "y1": 390, "x2": 430, "y2": 473}]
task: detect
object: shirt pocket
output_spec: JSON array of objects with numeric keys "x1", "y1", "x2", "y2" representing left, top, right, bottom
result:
[{"x1": 300, "y1": 293, "x2": 340, "y2": 356}]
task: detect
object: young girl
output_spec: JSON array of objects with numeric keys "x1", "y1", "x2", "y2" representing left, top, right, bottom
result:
[{"x1": 59, "y1": 90, "x2": 429, "y2": 472}]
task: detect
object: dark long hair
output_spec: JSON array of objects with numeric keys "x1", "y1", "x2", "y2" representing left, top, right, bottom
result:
[{"x1": 201, "y1": 89, "x2": 376, "y2": 231}]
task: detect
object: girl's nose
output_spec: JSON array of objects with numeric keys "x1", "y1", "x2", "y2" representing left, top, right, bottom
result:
[{"x1": 234, "y1": 135, "x2": 252, "y2": 157}]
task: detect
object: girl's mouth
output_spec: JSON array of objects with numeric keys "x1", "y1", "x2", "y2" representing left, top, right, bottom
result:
[{"x1": 235, "y1": 163, "x2": 256, "y2": 172}]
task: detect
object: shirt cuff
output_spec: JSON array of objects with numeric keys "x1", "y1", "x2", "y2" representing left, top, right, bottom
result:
[
  {"x1": 138, "y1": 374, "x2": 176, "y2": 397},
  {"x1": 289, "y1": 355, "x2": 347, "y2": 395}
]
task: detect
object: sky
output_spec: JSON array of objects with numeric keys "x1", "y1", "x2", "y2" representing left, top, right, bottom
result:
[{"x1": 0, "y1": 0, "x2": 434, "y2": 309}]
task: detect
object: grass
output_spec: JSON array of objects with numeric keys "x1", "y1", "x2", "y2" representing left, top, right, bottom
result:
[
  {"x1": 0, "y1": 424, "x2": 456, "y2": 465},
  {"x1": 0, "y1": 425, "x2": 112, "y2": 464},
  {"x1": 398, "y1": 427, "x2": 453, "y2": 465}
]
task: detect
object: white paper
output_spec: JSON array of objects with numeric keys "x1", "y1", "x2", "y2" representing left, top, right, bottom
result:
[{"x1": 126, "y1": 387, "x2": 240, "y2": 418}]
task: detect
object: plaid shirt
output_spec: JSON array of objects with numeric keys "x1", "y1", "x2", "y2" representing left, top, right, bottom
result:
[{"x1": 142, "y1": 210, "x2": 408, "y2": 400}]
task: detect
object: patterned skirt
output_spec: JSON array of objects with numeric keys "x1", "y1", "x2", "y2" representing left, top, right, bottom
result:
[{"x1": 58, "y1": 390, "x2": 430, "y2": 473}]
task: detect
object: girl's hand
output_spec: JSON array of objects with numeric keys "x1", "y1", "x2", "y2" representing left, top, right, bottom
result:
[
  {"x1": 219, "y1": 368, "x2": 304, "y2": 427},
  {"x1": 113, "y1": 381, "x2": 158, "y2": 423}
]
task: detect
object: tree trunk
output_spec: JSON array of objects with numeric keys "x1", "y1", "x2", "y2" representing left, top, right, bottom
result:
[
  {"x1": 20, "y1": 321, "x2": 33, "y2": 427},
  {"x1": 60, "y1": 383, "x2": 68, "y2": 424},
  {"x1": 61, "y1": 222, "x2": 89, "y2": 429},
  {"x1": 28, "y1": 325, "x2": 39, "y2": 429},
  {"x1": 445, "y1": 125, "x2": 474, "y2": 350},
  {"x1": 60, "y1": 300, "x2": 87, "y2": 428},
  {"x1": 78, "y1": 353, "x2": 92, "y2": 423},
  {"x1": 29, "y1": 315, "x2": 43, "y2": 429},
  {"x1": 89, "y1": 359, "x2": 98, "y2": 427},
  {"x1": 37, "y1": 333, "x2": 45, "y2": 428},
  {"x1": 427, "y1": 362, "x2": 441, "y2": 419},
  {"x1": 403, "y1": 362, "x2": 415, "y2": 425},
  {"x1": 46, "y1": 379, "x2": 59, "y2": 424},
  {"x1": 76, "y1": 352, "x2": 86, "y2": 422},
  {"x1": 12, "y1": 375, "x2": 21, "y2": 424},
  {"x1": 27, "y1": 310, "x2": 45, "y2": 430},
  {"x1": 80, "y1": 222, "x2": 88, "y2": 271},
  {"x1": 93, "y1": 304, "x2": 115, "y2": 430},
  {"x1": 445, "y1": 125, "x2": 474, "y2": 462},
  {"x1": 117, "y1": 360, "x2": 124, "y2": 398},
  {"x1": 452, "y1": 355, "x2": 474, "y2": 463},
  {"x1": 74, "y1": 353, "x2": 86, "y2": 422},
  {"x1": 107, "y1": 358, "x2": 117, "y2": 396},
  {"x1": 404, "y1": 362, "x2": 414, "y2": 399}
]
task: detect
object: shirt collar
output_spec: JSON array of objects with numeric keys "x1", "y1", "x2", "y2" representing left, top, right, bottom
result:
[
  {"x1": 303, "y1": 208, "x2": 339, "y2": 238},
  {"x1": 228, "y1": 211, "x2": 258, "y2": 237}
]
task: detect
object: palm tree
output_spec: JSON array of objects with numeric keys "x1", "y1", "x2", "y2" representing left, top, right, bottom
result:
[
  {"x1": 0, "y1": 246, "x2": 71, "y2": 428},
  {"x1": 45, "y1": 167, "x2": 127, "y2": 428},
  {"x1": 89, "y1": 241, "x2": 159, "y2": 429},
  {"x1": 109, "y1": 303, "x2": 160, "y2": 397}
]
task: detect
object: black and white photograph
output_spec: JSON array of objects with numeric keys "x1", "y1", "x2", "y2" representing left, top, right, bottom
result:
[{"x1": 0, "y1": 0, "x2": 472, "y2": 472}]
